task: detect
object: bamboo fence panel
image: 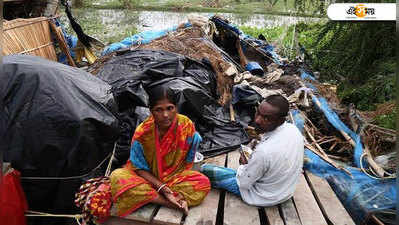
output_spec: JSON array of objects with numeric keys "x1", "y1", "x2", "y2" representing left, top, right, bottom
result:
[{"x1": 3, "y1": 17, "x2": 57, "y2": 61}]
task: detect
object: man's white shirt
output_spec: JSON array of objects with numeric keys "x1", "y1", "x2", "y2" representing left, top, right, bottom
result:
[{"x1": 236, "y1": 122, "x2": 304, "y2": 206}]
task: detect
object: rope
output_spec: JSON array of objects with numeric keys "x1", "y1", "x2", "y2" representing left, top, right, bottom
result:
[
  {"x1": 25, "y1": 210, "x2": 83, "y2": 225},
  {"x1": 22, "y1": 143, "x2": 118, "y2": 223},
  {"x1": 19, "y1": 42, "x2": 54, "y2": 54},
  {"x1": 359, "y1": 153, "x2": 396, "y2": 180},
  {"x1": 104, "y1": 142, "x2": 117, "y2": 177}
]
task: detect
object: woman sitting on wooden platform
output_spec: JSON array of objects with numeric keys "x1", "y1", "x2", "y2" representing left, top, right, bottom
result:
[{"x1": 110, "y1": 86, "x2": 211, "y2": 217}]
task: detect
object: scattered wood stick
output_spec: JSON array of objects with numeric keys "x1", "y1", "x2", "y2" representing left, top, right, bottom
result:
[
  {"x1": 328, "y1": 142, "x2": 338, "y2": 152},
  {"x1": 289, "y1": 110, "x2": 352, "y2": 176},
  {"x1": 318, "y1": 138, "x2": 337, "y2": 145},
  {"x1": 305, "y1": 143, "x2": 352, "y2": 177},
  {"x1": 229, "y1": 103, "x2": 235, "y2": 122},
  {"x1": 299, "y1": 80, "x2": 387, "y2": 178},
  {"x1": 304, "y1": 125, "x2": 328, "y2": 158},
  {"x1": 326, "y1": 154, "x2": 347, "y2": 161}
]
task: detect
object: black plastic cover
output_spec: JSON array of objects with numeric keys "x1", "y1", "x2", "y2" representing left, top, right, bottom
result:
[
  {"x1": 96, "y1": 49, "x2": 249, "y2": 162},
  {"x1": 1, "y1": 55, "x2": 119, "y2": 215}
]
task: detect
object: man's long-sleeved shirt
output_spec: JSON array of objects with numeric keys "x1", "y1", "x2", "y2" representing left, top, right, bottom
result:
[{"x1": 236, "y1": 122, "x2": 304, "y2": 206}]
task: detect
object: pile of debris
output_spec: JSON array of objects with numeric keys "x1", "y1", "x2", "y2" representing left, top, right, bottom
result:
[{"x1": 91, "y1": 15, "x2": 395, "y2": 178}]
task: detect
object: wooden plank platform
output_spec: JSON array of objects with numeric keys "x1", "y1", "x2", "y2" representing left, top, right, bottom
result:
[
  {"x1": 104, "y1": 150, "x2": 355, "y2": 225},
  {"x1": 293, "y1": 173, "x2": 326, "y2": 225},
  {"x1": 264, "y1": 206, "x2": 284, "y2": 225},
  {"x1": 184, "y1": 154, "x2": 226, "y2": 225},
  {"x1": 224, "y1": 150, "x2": 260, "y2": 225},
  {"x1": 153, "y1": 207, "x2": 182, "y2": 225},
  {"x1": 280, "y1": 198, "x2": 302, "y2": 225},
  {"x1": 304, "y1": 171, "x2": 356, "y2": 225}
]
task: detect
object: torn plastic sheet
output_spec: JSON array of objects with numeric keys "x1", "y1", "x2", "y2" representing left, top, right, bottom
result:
[
  {"x1": 96, "y1": 49, "x2": 249, "y2": 162},
  {"x1": 210, "y1": 16, "x2": 283, "y2": 66},
  {"x1": 1, "y1": 55, "x2": 119, "y2": 214},
  {"x1": 291, "y1": 109, "x2": 305, "y2": 133},
  {"x1": 299, "y1": 68, "x2": 317, "y2": 91}
]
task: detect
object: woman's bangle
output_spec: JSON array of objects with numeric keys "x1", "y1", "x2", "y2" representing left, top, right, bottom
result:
[{"x1": 157, "y1": 183, "x2": 167, "y2": 193}]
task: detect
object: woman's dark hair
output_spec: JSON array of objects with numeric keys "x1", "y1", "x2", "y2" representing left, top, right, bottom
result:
[{"x1": 148, "y1": 86, "x2": 177, "y2": 109}]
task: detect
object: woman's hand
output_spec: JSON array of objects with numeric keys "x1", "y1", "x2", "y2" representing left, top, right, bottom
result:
[{"x1": 160, "y1": 186, "x2": 189, "y2": 215}]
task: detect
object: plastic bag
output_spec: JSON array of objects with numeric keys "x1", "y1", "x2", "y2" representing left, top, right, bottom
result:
[{"x1": 0, "y1": 170, "x2": 28, "y2": 225}]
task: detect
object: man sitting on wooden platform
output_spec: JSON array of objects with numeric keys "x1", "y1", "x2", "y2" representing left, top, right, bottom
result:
[{"x1": 201, "y1": 94, "x2": 304, "y2": 207}]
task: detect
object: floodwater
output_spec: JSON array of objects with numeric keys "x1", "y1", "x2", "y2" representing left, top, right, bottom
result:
[{"x1": 59, "y1": 9, "x2": 323, "y2": 45}]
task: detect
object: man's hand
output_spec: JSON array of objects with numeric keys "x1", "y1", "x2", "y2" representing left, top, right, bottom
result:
[{"x1": 239, "y1": 153, "x2": 248, "y2": 165}]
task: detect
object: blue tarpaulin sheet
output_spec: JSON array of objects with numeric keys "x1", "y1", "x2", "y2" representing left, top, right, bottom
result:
[
  {"x1": 54, "y1": 18, "x2": 77, "y2": 64},
  {"x1": 102, "y1": 23, "x2": 191, "y2": 55},
  {"x1": 304, "y1": 150, "x2": 396, "y2": 224}
]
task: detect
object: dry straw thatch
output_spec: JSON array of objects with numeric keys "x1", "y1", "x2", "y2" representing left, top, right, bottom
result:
[{"x1": 3, "y1": 17, "x2": 57, "y2": 61}]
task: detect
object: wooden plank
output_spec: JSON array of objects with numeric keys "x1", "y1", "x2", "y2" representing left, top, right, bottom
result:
[
  {"x1": 224, "y1": 193, "x2": 260, "y2": 225},
  {"x1": 103, "y1": 216, "x2": 151, "y2": 225},
  {"x1": 224, "y1": 150, "x2": 260, "y2": 225},
  {"x1": 124, "y1": 204, "x2": 158, "y2": 223},
  {"x1": 280, "y1": 198, "x2": 302, "y2": 225},
  {"x1": 153, "y1": 206, "x2": 183, "y2": 225},
  {"x1": 203, "y1": 153, "x2": 227, "y2": 166},
  {"x1": 49, "y1": 20, "x2": 76, "y2": 67},
  {"x1": 227, "y1": 150, "x2": 240, "y2": 170},
  {"x1": 305, "y1": 171, "x2": 355, "y2": 225},
  {"x1": 184, "y1": 154, "x2": 227, "y2": 225},
  {"x1": 184, "y1": 189, "x2": 219, "y2": 225},
  {"x1": 109, "y1": 203, "x2": 158, "y2": 223},
  {"x1": 264, "y1": 206, "x2": 284, "y2": 225},
  {"x1": 293, "y1": 174, "x2": 327, "y2": 225}
]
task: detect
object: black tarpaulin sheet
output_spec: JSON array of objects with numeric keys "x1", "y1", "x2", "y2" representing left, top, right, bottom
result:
[
  {"x1": 96, "y1": 49, "x2": 248, "y2": 162},
  {"x1": 0, "y1": 55, "x2": 119, "y2": 215}
]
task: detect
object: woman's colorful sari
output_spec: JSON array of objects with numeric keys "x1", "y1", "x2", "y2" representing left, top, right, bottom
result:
[{"x1": 110, "y1": 114, "x2": 210, "y2": 217}]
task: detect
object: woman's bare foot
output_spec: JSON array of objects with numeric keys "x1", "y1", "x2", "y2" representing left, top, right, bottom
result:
[{"x1": 178, "y1": 199, "x2": 188, "y2": 215}]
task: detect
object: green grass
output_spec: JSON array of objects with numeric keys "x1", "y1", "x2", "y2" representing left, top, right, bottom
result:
[
  {"x1": 374, "y1": 108, "x2": 396, "y2": 130},
  {"x1": 59, "y1": 8, "x2": 139, "y2": 45}
]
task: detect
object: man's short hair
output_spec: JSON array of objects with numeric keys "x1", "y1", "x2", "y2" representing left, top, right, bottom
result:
[{"x1": 263, "y1": 95, "x2": 289, "y2": 117}]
